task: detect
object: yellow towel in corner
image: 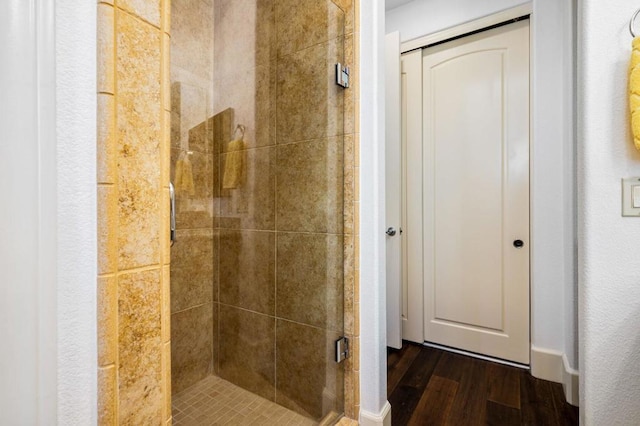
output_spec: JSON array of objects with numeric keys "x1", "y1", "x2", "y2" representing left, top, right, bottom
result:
[
  {"x1": 222, "y1": 138, "x2": 245, "y2": 189},
  {"x1": 630, "y1": 37, "x2": 640, "y2": 150}
]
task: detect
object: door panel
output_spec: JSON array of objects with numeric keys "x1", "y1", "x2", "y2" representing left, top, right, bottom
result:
[
  {"x1": 422, "y1": 20, "x2": 530, "y2": 363},
  {"x1": 432, "y1": 50, "x2": 505, "y2": 331},
  {"x1": 402, "y1": 49, "x2": 424, "y2": 344},
  {"x1": 385, "y1": 31, "x2": 402, "y2": 350}
]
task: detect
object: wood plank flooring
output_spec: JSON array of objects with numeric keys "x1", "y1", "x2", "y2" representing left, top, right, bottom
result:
[{"x1": 388, "y1": 342, "x2": 578, "y2": 426}]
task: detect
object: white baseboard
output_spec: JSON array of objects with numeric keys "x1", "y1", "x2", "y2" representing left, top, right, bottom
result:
[
  {"x1": 359, "y1": 401, "x2": 392, "y2": 426},
  {"x1": 530, "y1": 346, "x2": 579, "y2": 406},
  {"x1": 562, "y1": 353, "x2": 580, "y2": 406}
]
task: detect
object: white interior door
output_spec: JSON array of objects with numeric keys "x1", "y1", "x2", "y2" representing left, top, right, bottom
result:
[
  {"x1": 385, "y1": 31, "x2": 403, "y2": 349},
  {"x1": 407, "y1": 20, "x2": 531, "y2": 364}
]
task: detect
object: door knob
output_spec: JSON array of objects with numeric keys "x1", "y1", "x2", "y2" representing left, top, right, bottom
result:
[
  {"x1": 513, "y1": 239, "x2": 524, "y2": 248},
  {"x1": 386, "y1": 227, "x2": 397, "y2": 236}
]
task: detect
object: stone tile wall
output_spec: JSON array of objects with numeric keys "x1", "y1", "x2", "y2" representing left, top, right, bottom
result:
[{"x1": 97, "y1": 0, "x2": 172, "y2": 424}]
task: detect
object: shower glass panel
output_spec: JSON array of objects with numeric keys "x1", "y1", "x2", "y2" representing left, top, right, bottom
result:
[{"x1": 170, "y1": 0, "x2": 347, "y2": 423}]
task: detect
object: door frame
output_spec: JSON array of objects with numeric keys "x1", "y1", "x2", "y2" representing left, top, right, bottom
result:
[
  {"x1": 1, "y1": 0, "x2": 59, "y2": 420},
  {"x1": 400, "y1": 4, "x2": 533, "y2": 54},
  {"x1": 399, "y1": 4, "x2": 534, "y2": 361}
]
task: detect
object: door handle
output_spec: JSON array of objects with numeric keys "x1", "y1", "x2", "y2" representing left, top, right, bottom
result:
[
  {"x1": 169, "y1": 182, "x2": 176, "y2": 246},
  {"x1": 386, "y1": 227, "x2": 397, "y2": 236},
  {"x1": 513, "y1": 239, "x2": 524, "y2": 248}
]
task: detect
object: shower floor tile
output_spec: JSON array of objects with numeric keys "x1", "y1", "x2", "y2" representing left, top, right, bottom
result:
[{"x1": 171, "y1": 375, "x2": 317, "y2": 426}]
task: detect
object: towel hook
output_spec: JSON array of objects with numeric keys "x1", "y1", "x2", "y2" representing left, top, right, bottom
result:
[
  {"x1": 630, "y1": 7, "x2": 640, "y2": 37},
  {"x1": 233, "y1": 124, "x2": 246, "y2": 140}
]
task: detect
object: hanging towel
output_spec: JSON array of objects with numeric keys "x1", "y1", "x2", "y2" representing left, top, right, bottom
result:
[
  {"x1": 175, "y1": 152, "x2": 195, "y2": 196},
  {"x1": 630, "y1": 37, "x2": 640, "y2": 150},
  {"x1": 222, "y1": 138, "x2": 245, "y2": 189}
]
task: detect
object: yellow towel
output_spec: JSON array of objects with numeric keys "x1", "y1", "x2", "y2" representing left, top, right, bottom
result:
[
  {"x1": 630, "y1": 37, "x2": 640, "y2": 150},
  {"x1": 175, "y1": 153, "x2": 195, "y2": 196},
  {"x1": 222, "y1": 139, "x2": 245, "y2": 189}
]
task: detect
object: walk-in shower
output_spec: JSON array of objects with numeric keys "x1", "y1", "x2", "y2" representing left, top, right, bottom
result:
[{"x1": 169, "y1": 0, "x2": 350, "y2": 423}]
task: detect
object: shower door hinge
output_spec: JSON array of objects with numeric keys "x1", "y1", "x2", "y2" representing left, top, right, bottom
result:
[
  {"x1": 335, "y1": 336, "x2": 350, "y2": 363},
  {"x1": 335, "y1": 63, "x2": 350, "y2": 88}
]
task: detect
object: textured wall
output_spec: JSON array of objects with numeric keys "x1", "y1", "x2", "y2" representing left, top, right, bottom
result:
[
  {"x1": 96, "y1": 0, "x2": 172, "y2": 424},
  {"x1": 57, "y1": 0, "x2": 100, "y2": 422},
  {"x1": 578, "y1": 1, "x2": 640, "y2": 423}
]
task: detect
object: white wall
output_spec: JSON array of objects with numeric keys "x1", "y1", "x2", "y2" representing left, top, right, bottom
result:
[
  {"x1": 56, "y1": 0, "x2": 98, "y2": 423},
  {"x1": 578, "y1": 1, "x2": 640, "y2": 423},
  {"x1": 385, "y1": 0, "x2": 578, "y2": 372}
]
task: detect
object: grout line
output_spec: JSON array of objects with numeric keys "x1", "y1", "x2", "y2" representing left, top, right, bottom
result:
[
  {"x1": 216, "y1": 228, "x2": 346, "y2": 236},
  {"x1": 171, "y1": 302, "x2": 213, "y2": 316},
  {"x1": 117, "y1": 264, "x2": 163, "y2": 275},
  {"x1": 115, "y1": 5, "x2": 162, "y2": 31},
  {"x1": 276, "y1": 34, "x2": 347, "y2": 62},
  {"x1": 217, "y1": 303, "x2": 345, "y2": 334},
  {"x1": 274, "y1": 13, "x2": 280, "y2": 405}
]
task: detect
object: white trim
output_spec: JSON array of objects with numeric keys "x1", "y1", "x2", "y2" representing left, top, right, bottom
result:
[
  {"x1": 530, "y1": 345, "x2": 563, "y2": 382},
  {"x1": 359, "y1": 0, "x2": 388, "y2": 419},
  {"x1": 562, "y1": 353, "x2": 580, "y2": 407},
  {"x1": 359, "y1": 401, "x2": 392, "y2": 426},
  {"x1": 530, "y1": 346, "x2": 579, "y2": 406},
  {"x1": 400, "y1": 2, "x2": 533, "y2": 53}
]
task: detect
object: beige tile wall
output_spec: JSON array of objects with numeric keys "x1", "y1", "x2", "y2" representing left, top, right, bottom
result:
[{"x1": 97, "y1": 0, "x2": 172, "y2": 424}]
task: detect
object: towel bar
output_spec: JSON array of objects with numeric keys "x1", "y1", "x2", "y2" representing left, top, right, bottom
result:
[{"x1": 630, "y1": 7, "x2": 640, "y2": 37}]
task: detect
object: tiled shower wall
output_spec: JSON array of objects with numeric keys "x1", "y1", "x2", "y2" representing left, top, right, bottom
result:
[
  {"x1": 169, "y1": 0, "x2": 216, "y2": 395},
  {"x1": 96, "y1": 0, "x2": 172, "y2": 424},
  {"x1": 212, "y1": 0, "x2": 349, "y2": 421},
  {"x1": 211, "y1": 0, "x2": 361, "y2": 420}
]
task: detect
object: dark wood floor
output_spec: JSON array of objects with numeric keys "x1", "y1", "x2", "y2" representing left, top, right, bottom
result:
[{"x1": 388, "y1": 342, "x2": 578, "y2": 426}]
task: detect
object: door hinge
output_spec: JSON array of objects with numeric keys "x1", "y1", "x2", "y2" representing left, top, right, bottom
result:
[
  {"x1": 335, "y1": 336, "x2": 350, "y2": 363},
  {"x1": 335, "y1": 63, "x2": 350, "y2": 88}
]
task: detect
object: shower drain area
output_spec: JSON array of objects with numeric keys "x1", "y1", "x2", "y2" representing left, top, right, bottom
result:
[{"x1": 171, "y1": 375, "x2": 316, "y2": 425}]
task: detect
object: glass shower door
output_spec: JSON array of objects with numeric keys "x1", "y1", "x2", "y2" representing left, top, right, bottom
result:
[{"x1": 170, "y1": 0, "x2": 350, "y2": 423}]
